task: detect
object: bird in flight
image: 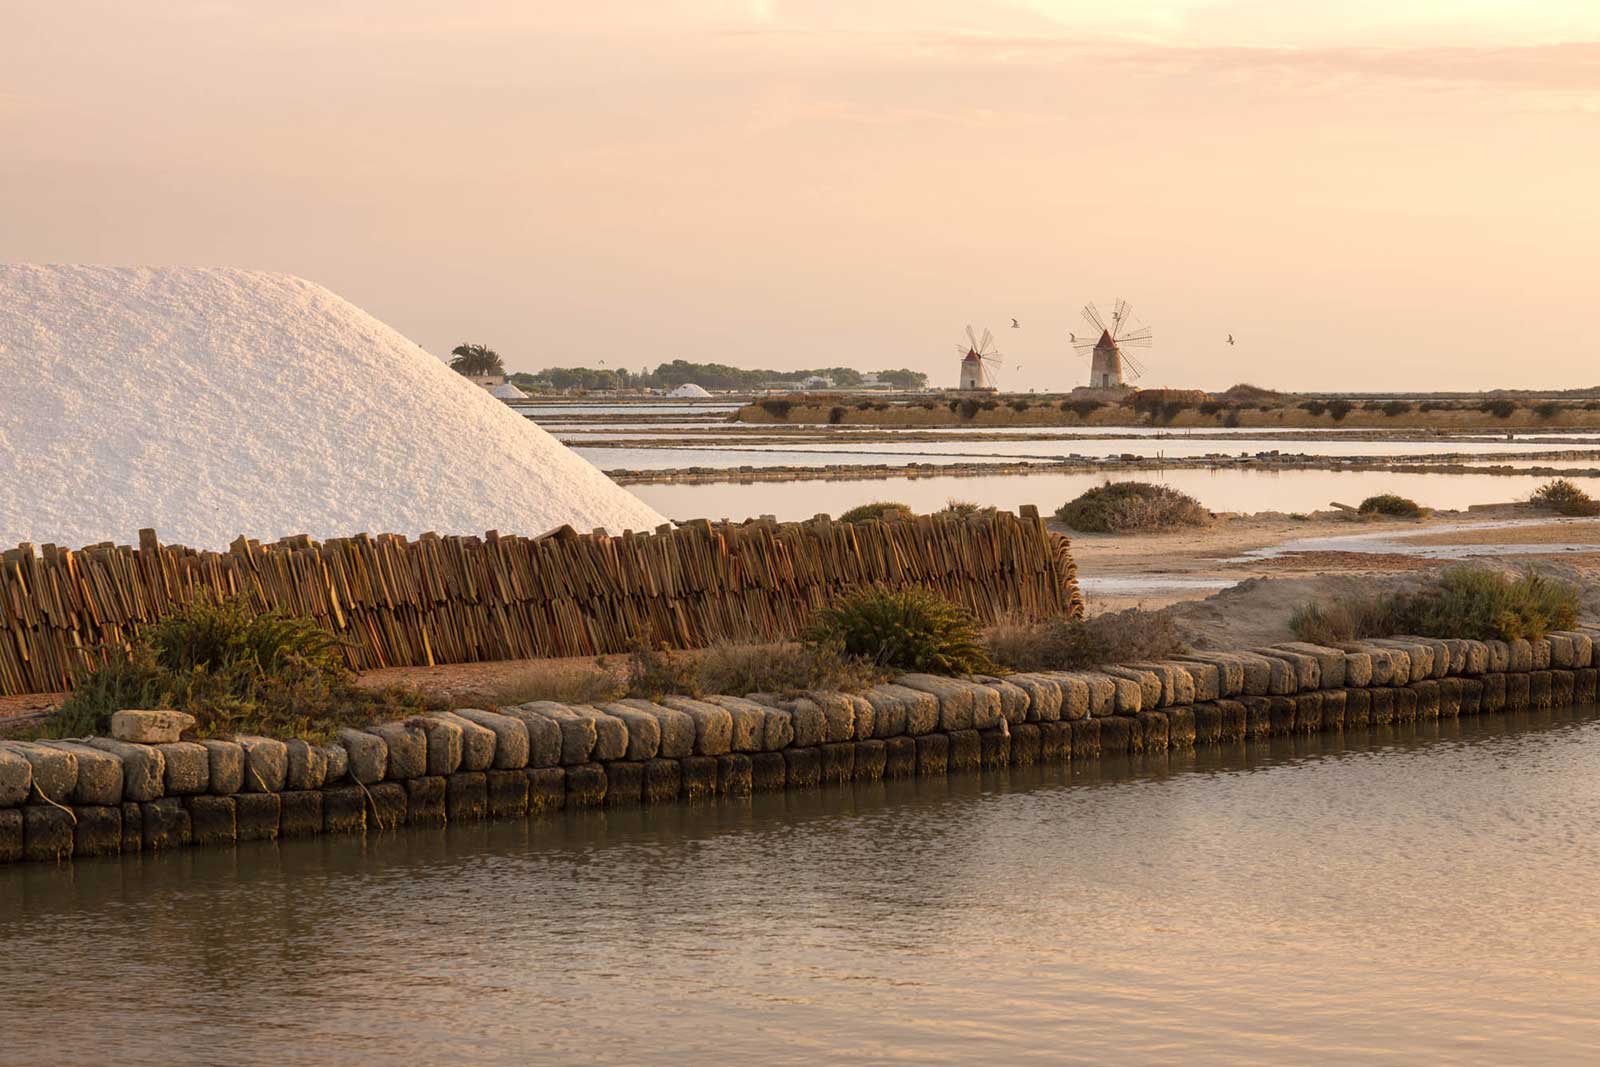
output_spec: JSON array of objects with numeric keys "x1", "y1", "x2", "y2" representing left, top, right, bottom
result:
[
  {"x1": 1011, "y1": 318, "x2": 1020, "y2": 328},
  {"x1": 1226, "y1": 335, "x2": 1234, "y2": 346}
]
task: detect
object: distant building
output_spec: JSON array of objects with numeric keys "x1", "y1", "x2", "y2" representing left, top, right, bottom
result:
[{"x1": 800, "y1": 375, "x2": 833, "y2": 390}]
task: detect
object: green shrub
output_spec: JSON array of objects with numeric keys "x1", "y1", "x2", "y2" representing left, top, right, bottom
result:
[
  {"x1": 1299, "y1": 400, "x2": 1327, "y2": 416},
  {"x1": 808, "y1": 588, "x2": 994, "y2": 675},
  {"x1": 839, "y1": 501, "x2": 915, "y2": 523},
  {"x1": 46, "y1": 597, "x2": 435, "y2": 742},
  {"x1": 1358, "y1": 493, "x2": 1423, "y2": 518},
  {"x1": 1530, "y1": 478, "x2": 1600, "y2": 516},
  {"x1": 695, "y1": 641, "x2": 886, "y2": 698},
  {"x1": 1382, "y1": 400, "x2": 1413, "y2": 417},
  {"x1": 758, "y1": 399, "x2": 793, "y2": 419},
  {"x1": 1009, "y1": 400, "x2": 1030, "y2": 412},
  {"x1": 1055, "y1": 481, "x2": 1210, "y2": 533},
  {"x1": 1327, "y1": 399, "x2": 1354, "y2": 421},
  {"x1": 1535, "y1": 401, "x2": 1560, "y2": 419},
  {"x1": 984, "y1": 608, "x2": 1185, "y2": 671},
  {"x1": 1479, "y1": 398, "x2": 1518, "y2": 418},
  {"x1": 1061, "y1": 399, "x2": 1104, "y2": 417},
  {"x1": 1290, "y1": 566, "x2": 1579, "y2": 644},
  {"x1": 937, "y1": 498, "x2": 993, "y2": 519}
]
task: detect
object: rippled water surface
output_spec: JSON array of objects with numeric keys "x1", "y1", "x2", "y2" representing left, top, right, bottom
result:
[{"x1": 6, "y1": 707, "x2": 1600, "y2": 1064}]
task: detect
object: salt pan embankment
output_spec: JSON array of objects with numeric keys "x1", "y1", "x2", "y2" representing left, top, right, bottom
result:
[{"x1": 0, "y1": 265, "x2": 665, "y2": 548}]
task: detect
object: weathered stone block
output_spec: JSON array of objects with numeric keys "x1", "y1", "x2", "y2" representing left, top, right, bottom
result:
[
  {"x1": 1165, "y1": 707, "x2": 1197, "y2": 747},
  {"x1": 913, "y1": 735, "x2": 948, "y2": 777},
  {"x1": 1097, "y1": 715, "x2": 1133, "y2": 753},
  {"x1": 515, "y1": 702, "x2": 599, "y2": 764},
  {"x1": 1063, "y1": 671, "x2": 1116, "y2": 716},
  {"x1": 275, "y1": 791, "x2": 319, "y2": 838},
  {"x1": 750, "y1": 752, "x2": 787, "y2": 791},
  {"x1": 431, "y1": 711, "x2": 497, "y2": 771},
  {"x1": 980, "y1": 727, "x2": 1013, "y2": 767},
  {"x1": 486, "y1": 769, "x2": 528, "y2": 818},
  {"x1": 601, "y1": 702, "x2": 664, "y2": 760},
  {"x1": 1038, "y1": 721, "x2": 1072, "y2": 763},
  {"x1": 322, "y1": 785, "x2": 367, "y2": 834},
  {"x1": 415, "y1": 716, "x2": 465, "y2": 776},
  {"x1": 1173, "y1": 661, "x2": 1220, "y2": 703},
  {"x1": 660, "y1": 697, "x2": 735, "y2": 755},
  {"x1": 1176, "y1": 654, "x2": 1246, "y2": 696},
  {"x1": 199, "y1": 739, "x2": 244, "y2": 795},
  {"x1": 120, "y1": 801, "x2": 142, "y2": 852},
  {"x1": 446, "y1": 772, "x2": 488, "y2": 821},
  {"x1": 759, "y1": 706, "x2": 797, "y2": 750},
  {"x1": 237, "y1": 792, "x2": 283, "y2": 841},
  {"x1": 236, "y1": 735, "x2": 288, "y2": 793},
  {"x1": 39, "y1": 742, "x2": 121, "y2": 805},
  {"x1": 643, "y1": 759, "x2": 682, "y2": 803},
  {"x1": 1530, "y1": 638, "x2": 1552, "y2": 671},
  {"x1": 1368, "y1": 686, "x2": 1395, "y2": 725},
  {"x1": 1554, "y1": 631, "x2": 1593, "y2": 668},
  {"x1": 565, "y1": 763, "x2": 607, "y2": 807},
  {"x1": 1267, "y1": 696, "x2": 1296, "y2": 735},
  {"x1": 605, "y1": 761, "x2": 645, "y2": 806},
  {"x1": 185, "y1": 794, "x2": 236, "y2": 847},
  {"x1": 72, "y1": 805, "x2": 121, "y2": 858},
  {"x1": 0, "y1": 808, "x2": 19, "y2": 862},
  {"x1": 1103, "y1": 666, "x2": 1163, "y2": 708},
  {"x1": 1485, "y1": 640, "x2": 1512, "y2": 673},
  {"x1": 1545, "y1": 633, "x2": 1574, "y2": 668},
  {"x1": 858, "y1": 686, "x2": 911, "y2": 738},
  {"x1": 157, "y1": 741, "x2": 210, "y2": 795},
  {"x1": 1343, "y1": 688, "x2": 1371, "y2": 728},
  {"x1": 1438, "y1": 678, "x2": 1463, "y2": 717},
  {"x1": 85, "y1": 738, "x2": 163, "y2": 801},
  {"x1": 1191, "y1": 702, "x2": 1223, "y2": 744},
  {"x1": 851, "y1": 741, "x2": 886, "y2": 782},
  {"x1": 0, "y1": 746, "x2": 32, "y2": 807},
  {"x1": 947, "y1": 730, "x2": 981, "y2": 773},
  {"x1": 698, "y1": 696, "x2": 764, "y2": 750},
  {"x1": 1458, "y1": 677, "x2": 1484, "y2": 715},
  {"x1": 1320, "y1": 690, "x2": 1346, "y2": 731},
  {"x1": 1240, "y1": 696, "x2": 1272, "y2": 739},
  {"x1": 896, "y1": 674, "x2": 997, "y2": 731},
  {"x1": 1529, "y1": 670, "x2": 1554, "y2": 709},
  {"x1": 23, "y1": 805, "x2": 75, "y2": 862},
  {"x1": 110, "y1": 709, "x2": 194, "y2": 744},
  {"x1": 404, "y1": 776, "x2": 447, "y2": 827},
  {"x1": 284, "y1": 739, "x2": 329, "y2": 791},
  {"x1": 1010, "y1": 723, "x2": 1042, "y2": 765},
  {"x1": 1293, "y1": 691, "x2": 1323, "y2": 733},
  {"x1": 1508, "y1": 639, "x2": 1534, "y2": 673},
  {"x1": 1124, "y1": 662, "x2": 1195, "y2": 707},
  {"x1": 1216, "y1": 699, "x2": 1248, "y2": 742},
  {"x1": 1505, "y1": 671, "x2": 1531, "y2": 710},
  {"x1": 1069, "y1": 717, "x2": 1101, "y2": 758},
  {"x1": 367, "y1": 721, "x2": 428, "y2": 780},
  {"x1": 527, "y1": 767, "x2": 566, "y2": 814},
  {"x1": 679, "y1": 756, "x2": 717, "y2": 800},
  {"x1": 820, "y1": 743, "x2": 855, "y2": 786},
  {"x1": 1551, "y1": 670, "x2": 1575, "y2": 708},
  {"x1": 717, "y1": 753, "x2": 754, "y2": 794},
  {"x1": 1392, "y1": 685, "x2": 1419, "y2": 723},
  {"x1": 453, "y1": 708, "x2": 531, "y2": 769},
  {"x1": 882, "y1": 736, "x2": 917, "y2": 779},
  {"x1": 1411, "y1": 680, "x2": 1440, "y2": 718},
  {"x1": 365, "y1": 782, "x2": 407, "y2": 830},
  {"x1": 337, "y1": 728, "x2": 389, "y2": 785},
  {"x1": 610, "y1": 700, "x2": 693, "y2": 758},
  {"x1": 140, "y1": 798, "x2": 191, "y2": 850},
  {"x1": 1575, "y1": 669, "x2": 1598, "y2": 706},
  {"x1": 320, "y1": 743, "x2": 349, "y2": 784},
  {"x1": 975, "y1": 677, "x2": 1032, "y2": 723},
  {"x1": 1004, "y1": 674, "x2": 1063, "y2": 722},
  {"x1": 5, "y1": 742, "x2": 76, "y2": 804},
  {"x1": 812, "y1": 692, "x2": 867, "y2": 741}
]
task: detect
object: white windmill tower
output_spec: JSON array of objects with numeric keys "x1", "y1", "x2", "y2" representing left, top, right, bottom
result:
[
  {"x1": 956, "y1": 325, "x2": 1002, "y2": 391},
  {"x1": 1070, "y1": 300, "x2": 1151, "y2": 389}
]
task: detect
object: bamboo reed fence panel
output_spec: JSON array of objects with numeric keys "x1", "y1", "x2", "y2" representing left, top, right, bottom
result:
[{"x1": 0, "y1": 507, "x2": 1081, "y2": 697}]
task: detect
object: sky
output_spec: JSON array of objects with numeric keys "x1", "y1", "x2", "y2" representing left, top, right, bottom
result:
[{"x1": 4, "y1": 2, "x2": 1599, "y2": 392}]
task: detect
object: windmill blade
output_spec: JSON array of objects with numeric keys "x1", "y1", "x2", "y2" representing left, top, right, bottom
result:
[
  {"x1": 1081, "y1": 303, "x2": 1106, "y2": 332},
  {"x1": 1118, "y1": 328, "x2": 1154, "y2": 347},
  {"x1": 982, "y1": 353, "x2": 1004, "y2": 366},
  {"x1": 966, "y1": 324, "x2": 979, "y2": 349},
  {"x1": 956, "y1": 343, "x2": 975, "y2": 356},
  {"x1": 1112, "y1": 299, "x2": 1134, "y2": 336},
  {"x1": 1122, "y1": 352, "x2": 1148, "y2": 378},
  {"x1": 980, "y1": 328, "x2": 994, "y2": 353}
]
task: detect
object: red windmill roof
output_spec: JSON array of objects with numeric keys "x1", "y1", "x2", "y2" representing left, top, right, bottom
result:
[{"x1": 1096, "y1": 329, "x2": 1115, "y2": 348}]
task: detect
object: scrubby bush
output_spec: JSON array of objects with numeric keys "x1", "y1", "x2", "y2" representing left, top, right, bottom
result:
[
  {"x1": 937, "y1": 498, "x2": 993, "y2": 519},
  {"x1": 1291, "y1": 566, "x2": 1578, "y2": 644},
  {"x1": 1382, "y1": 400, "x2": 1413, "y2": 417},
  {"x1": 759, "y1": 398, "x2": 793, "y2": 418},
  {"x1": 839, "y1": 501, "x2": 915, "y2": 523},
  {"x1": 828, "y1": 406, "x2": 846, "y2": 424},
  {"x1": 48, "y1": 597, "x2": 434, "y2": 741},
  {"x1": 1009, "y1": 400, "x2": 1030, "y2": 412},
  {"x1": 1479, "y1": 398, "x2": 1518, "y2": 418},
  {"x1": 1535, "y1": 401, "x2": 1560, "y2": 419},
  {"x1": 625, "y1": 645, "x2": 701, "y2": 699},
  {"x1": 1198, "y1": 401, "x2": 1222, "y2": 416},
  {"x1": 1061, "y1": 399, "x2": 1103, "y2": 418},
  {"x1": 1530, "y1": 478, "x2": 1600, "y2": 516},
  {"x1": 1327, "y1": 399, "x2": 1354, "y2": 421},
  {"x1": 695, "y1": 640, "x2": 885, "y2": 697},
  {"x1": 984, "y1": 608, "x2": 1185, "y2": 672},
  {"x1": 1358, "y1": 493, "x2": 1423, "y2": 518},
  {"x1": 1218, "y1": 383, "x2": 1285, "y2": 404},
  {"x1": 808, "y1": 588, "x2": 994, "y2": 675},
  {"x1": 1299, "y1": 400, "x2": 1328, "y2": 416},
  {"x1": 1055, "y1": 481, "x2": 1210, "y2": 533}
]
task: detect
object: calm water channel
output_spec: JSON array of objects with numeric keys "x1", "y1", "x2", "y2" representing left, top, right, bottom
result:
[{"x1": 6, "y1": 707, "x2": 1600, "y2": 1066}]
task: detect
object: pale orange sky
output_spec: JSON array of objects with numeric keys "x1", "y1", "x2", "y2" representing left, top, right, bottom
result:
[{"x1": 4, "y1": 2, "x2": 1598, "y2": 391}]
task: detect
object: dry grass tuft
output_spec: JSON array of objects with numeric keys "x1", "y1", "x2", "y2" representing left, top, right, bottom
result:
[{"x1": 984, "y1": 608, "x2": 1188, "y2": 671}]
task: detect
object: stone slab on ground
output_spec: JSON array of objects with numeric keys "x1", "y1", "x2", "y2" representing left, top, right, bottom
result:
[
  {"x1": 609, "y1": 700, "x2": 693, "y2": 759},
  {"x1": 1003, "y1": 674, "x2": 1063, "y2": 722},
  {"x1": 110, "y1": 709, "x2": 194, "y2": 744},
  {"x1": 971, "y1": 676, "x2": 1031, "y2": 724},
  {"x1": 700, "y1": 695, "x2": 774, "y2": 751},
  {"x1": 493, "y1": 705, "x2": 562, "y2": 769}
]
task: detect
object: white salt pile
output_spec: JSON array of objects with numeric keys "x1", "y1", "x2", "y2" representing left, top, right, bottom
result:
[{"x1": 0, "y1": 265, "x2": 667, "y2": 549}]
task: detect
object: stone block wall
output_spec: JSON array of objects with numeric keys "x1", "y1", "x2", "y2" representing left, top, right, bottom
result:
[{"x1": 2, "y1": 629, "x2": 1595, "y2": 865}]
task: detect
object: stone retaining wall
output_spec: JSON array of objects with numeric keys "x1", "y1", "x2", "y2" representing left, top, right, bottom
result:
[{"x1": 3, "y1": 628, "x2": 1596, "y2": 865}]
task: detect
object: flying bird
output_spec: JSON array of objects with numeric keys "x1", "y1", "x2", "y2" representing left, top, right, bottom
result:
[
  {"x1": 1011, "y1": 318, "x2": 1020, "y2": 328},
  {"x1": 1226, "y1": 335, "x2": 1234, "y2": 346}
]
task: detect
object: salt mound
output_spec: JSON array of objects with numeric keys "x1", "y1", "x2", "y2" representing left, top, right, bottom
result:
[
  {"x1": 0, "y1": 265, "x2": 667, "y2": 549},
  {"x1": 668, "y1": 383, "x2": 712, "y2": 398},
  {"x1": 489, "y1": 381, "x2": 528, "y2": 400}
]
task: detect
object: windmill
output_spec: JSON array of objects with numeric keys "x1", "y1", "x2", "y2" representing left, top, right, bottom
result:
[
  {"x1": 956, "y1": 325, "x2": 1002, "y2": 391},
  {"x1": 1070, "y1": 300, "x2": 1151, "y2": 389}
]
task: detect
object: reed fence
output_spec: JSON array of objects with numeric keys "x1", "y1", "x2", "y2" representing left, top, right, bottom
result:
[{"x1": 0, "y1": 507, "x2": 1081, "y2": 697}]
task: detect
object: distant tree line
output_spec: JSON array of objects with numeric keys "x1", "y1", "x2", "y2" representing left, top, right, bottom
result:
[{"x1": 504, "y1": 360, "x2": 927, "y2": 393}]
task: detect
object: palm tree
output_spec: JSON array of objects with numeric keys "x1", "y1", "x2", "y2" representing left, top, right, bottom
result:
[{"x1": 449, "y1": 343, "x2": 505, "y2": 377}]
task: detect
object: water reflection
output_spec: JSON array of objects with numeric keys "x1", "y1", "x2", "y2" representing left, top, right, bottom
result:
[{"x1": 5, "y1": 706, "x2": 1600, "y2": 1065}]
